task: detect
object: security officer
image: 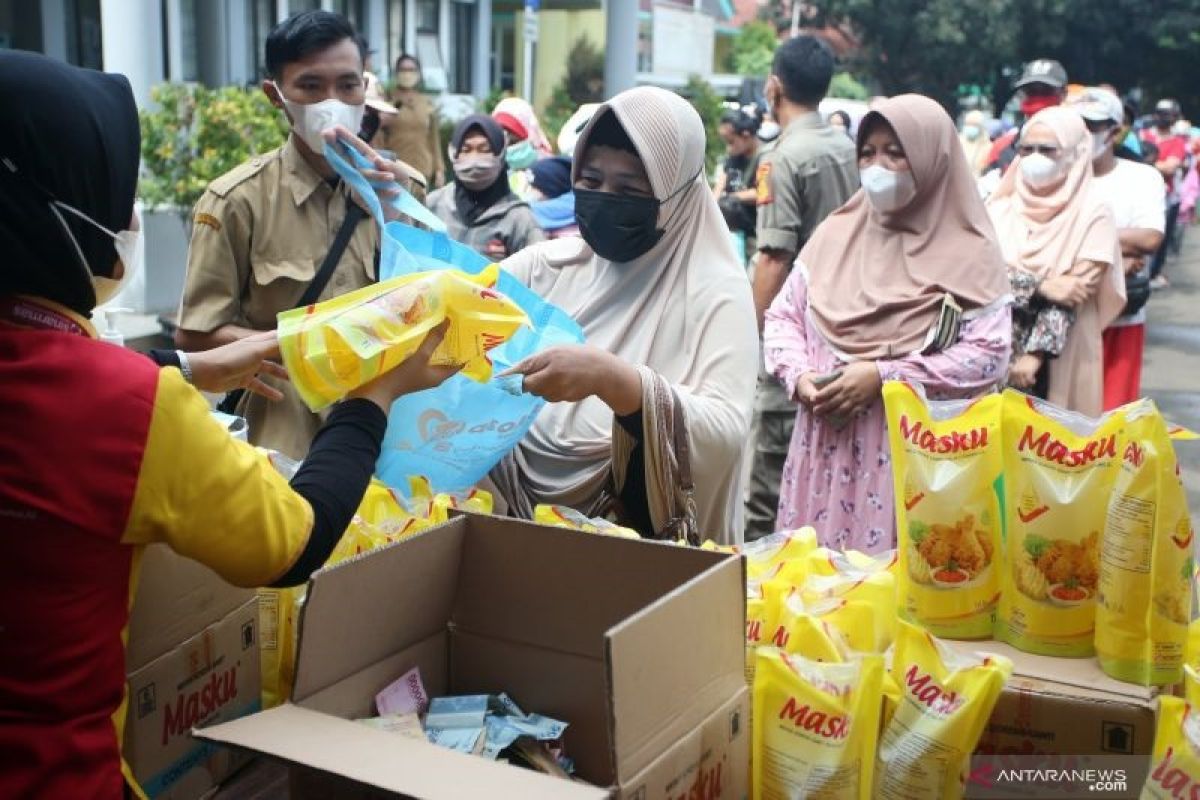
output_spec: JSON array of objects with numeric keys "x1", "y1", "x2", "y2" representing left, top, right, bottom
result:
[
  {"x1": 176, "y1": 10, "x2": 424, "y2": 459},
  {"x1": 745, "y1": 35, "x2": 859, "y2": 540}
]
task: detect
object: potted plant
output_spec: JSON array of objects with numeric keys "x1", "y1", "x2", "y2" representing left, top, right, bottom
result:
[{"x1": 137, "y1": 84, "x2": 288, "y2": 314}]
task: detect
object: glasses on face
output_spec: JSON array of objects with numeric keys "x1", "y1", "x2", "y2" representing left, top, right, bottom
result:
[{"x1": 1017, "y1": 144, "x2": 1061, "y2": 157}]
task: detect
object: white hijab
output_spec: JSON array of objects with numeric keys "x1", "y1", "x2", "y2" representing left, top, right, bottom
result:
[{"x1": 500, "y1": 86, "x2": 758, "y2": 543}]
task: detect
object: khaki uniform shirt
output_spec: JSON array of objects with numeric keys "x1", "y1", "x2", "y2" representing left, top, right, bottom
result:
[
  {"x1": 178, "y1": 137, "x2": 380, "y2": 460},
  {"x1": 380, "y1": 91, "x2": 441, "y2": 183},
  {"x1": 753, "y1": 113, "x2": 858, "y2": 414},
  {"x1": 755, "y1": 112, "x2": 859, "y2": 258}
]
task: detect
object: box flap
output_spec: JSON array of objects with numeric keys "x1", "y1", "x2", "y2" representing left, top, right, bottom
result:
[
  {"x1": 606, "y1": 556, "x2": 745, "y2": 783},
  {"x1": 945, "y1": 639, "x2": 1157, "y2": 705},
  {"x1": 127, "y1": 544, "x2": 252, "y2": 671},
  {"x1": 196, "y1": 704, "x2": 610, "y2": 799},
  {"x1": 453, "y1": 515, "x2": 732, "y2": 659},
  {"x1": 292, "y1": 519, "x2": 466, "y2": 703}
]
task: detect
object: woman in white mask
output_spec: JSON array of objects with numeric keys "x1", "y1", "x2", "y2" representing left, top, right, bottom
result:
[
  {"x1": 986, "y1": 106, "x2": 1123, "y2": 415},
  {"x1": 426, "y1": 114, "x2": 544, "y2": 260},
  {"x1": 764, "y1": 94, "x2": 1012, "y2": 551}
]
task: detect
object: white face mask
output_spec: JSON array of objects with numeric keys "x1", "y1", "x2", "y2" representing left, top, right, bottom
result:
[
  {"x1": 860, "y1": 164, "x2": 917, "y2": 213},
  {"x1": 271, "y1": 81, "x2": 365, "y2": 156},
  {"x1": 1090, "y1": 131, "x2": 1110, "y2": 159},
  {"x1": 49, "y1": 201, "x2": 143, "y2": 305},
  {"x1": 758, "y1": 121, "x2": 781, "y2": 142},
  {"x1": 1020, "y1": 153, "x2": 1064, "y2": 189},
  {"x1": 963, "y1": 124, "x2": 982, "y2": 141}
]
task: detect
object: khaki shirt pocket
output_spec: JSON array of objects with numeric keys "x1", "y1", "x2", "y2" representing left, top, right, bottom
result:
[{"x1": 246, "y1": 258, "x2": 316, "y2": 328}]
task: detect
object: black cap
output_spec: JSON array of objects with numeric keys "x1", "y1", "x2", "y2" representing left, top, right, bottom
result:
[{"x1": 1014, "y1": 59, "x2": 1068, "y2": 90}]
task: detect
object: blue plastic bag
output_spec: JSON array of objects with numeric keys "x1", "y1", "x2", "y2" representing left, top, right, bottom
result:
[{"x1": 325, "y1": 138, "x2": 584, "y2": 493}]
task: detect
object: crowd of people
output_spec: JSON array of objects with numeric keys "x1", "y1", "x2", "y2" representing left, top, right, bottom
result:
[{"x1": 1, "y1": 7, "x2": 1197, "y2": 796}]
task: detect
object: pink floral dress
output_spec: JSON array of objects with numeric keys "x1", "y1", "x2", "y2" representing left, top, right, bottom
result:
[{"x1": 763, "y1": 265, "x2": 1012, "y2": 553}]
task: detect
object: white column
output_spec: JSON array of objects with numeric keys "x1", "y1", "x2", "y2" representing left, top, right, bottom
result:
[
  {"x1": 100, "y1": 0, "x2": 164, "y2": 106},
  {"x1": 604, "y1": 0, "x2": 637, "y2": 98},
  {"x1": 40, "y1": 0, "x2": 68, "y2": 62},
  {"x1": 163, "y1": 0, "x2": 183, "y2": 81},
  {"x1": 227, "y1": 0, "x2": 251, "y2": 85},
  {"x1": 366, "y1": 0, "x2": 387, "y2": 77},
  {"x1": 277, "y1": 0, "x2": 291, "y2": 24},
  {"x1": 471, "y1": 0, "x2": 492, "y2": 98}
]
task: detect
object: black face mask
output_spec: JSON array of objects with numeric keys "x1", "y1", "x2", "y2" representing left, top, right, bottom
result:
[{"x1": 573, "y1": 188, "x2": 663, "y2": 262}]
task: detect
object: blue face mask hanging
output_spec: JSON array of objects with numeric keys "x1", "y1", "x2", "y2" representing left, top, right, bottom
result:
[{"x1": 324, "y1": 138, "x2": 584, "y2": 493}]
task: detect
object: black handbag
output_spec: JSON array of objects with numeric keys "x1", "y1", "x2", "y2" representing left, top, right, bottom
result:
[{"x1": 1122, "y1": 271, "x2": 1152, "y2": 317}]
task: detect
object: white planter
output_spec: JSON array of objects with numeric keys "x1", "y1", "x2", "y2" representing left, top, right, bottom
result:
[{"x1": 142, "y1": 206, "x2": 191, "y2": 315}]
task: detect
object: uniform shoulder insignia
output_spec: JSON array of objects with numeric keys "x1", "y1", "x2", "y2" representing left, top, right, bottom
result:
[
  {"x1": 755, "y1": 160, "x2": 774, "y2": 206},
  {"x1": 206, "y1": 149, "x2": 280, "y2": 198}
]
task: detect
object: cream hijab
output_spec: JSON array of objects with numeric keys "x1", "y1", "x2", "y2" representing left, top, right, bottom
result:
[
  {"x1": 986, "y1": 106, "x2": 1123, "y2": 416},
  {"x1": 500, "y1": 86, "x2": 758, "y2": 543},
  {"x1": 959, "y1": 109, "x2": 992, "y2": 174},
  {"x1": 802, "y1": 94, "x2": 1010, "y2": 361}
]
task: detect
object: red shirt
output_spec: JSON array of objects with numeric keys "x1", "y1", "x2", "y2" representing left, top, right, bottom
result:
[
  {"x1": 1141, "y1": 129, "x2": 1188, "y2": 191},
  {"x1": 0, "y1": 296, "x2": 312, "y2": 799}
]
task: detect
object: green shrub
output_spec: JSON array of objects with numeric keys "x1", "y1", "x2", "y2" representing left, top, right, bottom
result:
[
  {"x1": 681, "y1": 75, "x2": 727, "y2": 175},
  {"x1": 139, "y1": 84, "x2": 289, "y2": 213},
  {"x1": 542, "y1": 36, "x2": 605, "y2": 148}
]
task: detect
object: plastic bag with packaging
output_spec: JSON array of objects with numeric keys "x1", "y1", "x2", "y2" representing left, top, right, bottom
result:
[{"x1": 324, "y1": 138, "x2": 585, "y2": 494}]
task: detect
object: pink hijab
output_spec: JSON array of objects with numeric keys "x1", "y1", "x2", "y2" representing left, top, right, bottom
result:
[
  {"x1": 802, "y1": 94, "x2": 1010, "y2": 361},
  {"x1": 986, "y1": 106, "x2": 1123, "y2": 416}
]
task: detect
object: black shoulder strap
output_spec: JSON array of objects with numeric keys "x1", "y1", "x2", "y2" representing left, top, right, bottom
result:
[{"x1": 295, "y1": 200, "x2": 368, "y2": 309}]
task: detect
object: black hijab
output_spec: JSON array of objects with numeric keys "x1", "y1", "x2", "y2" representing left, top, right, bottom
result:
[
  {"x1": 450, "y1": 114, "x2": 512, "y2": 225},
  {"x1": 0, "y1": 51, "x2": 140, "y2": 315}
]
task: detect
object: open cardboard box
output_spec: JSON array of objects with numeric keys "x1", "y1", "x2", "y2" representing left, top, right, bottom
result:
[{"x1": 196, "y1": 514, "x2": 749, "y2": 799}]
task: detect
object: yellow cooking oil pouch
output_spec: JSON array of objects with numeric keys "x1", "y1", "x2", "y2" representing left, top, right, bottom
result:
[
  {"x1": 805, "y1": 547, "x2": 898, "y2": 578},
  {"x1": 883, "y1": 382, "x2": 1003, "y2": 640},
  {"x1": 744, "y1": 527, "x2": 819, "y2": 582},
  {"x1": 774, "y1": 592, "x2": 876, "y2": 657},
  {"x1": 533, "y1": 504, "x2": 640, "y2": 539},
  {"x1": 1097, "y1": 400, "x2": 1194, "y2": 685},
  {"x1": 798, "y1": 567, "x2": 897, "y2": 653},
  {"x1": 278, "y1": 265, "x2": 530, "y2": 411},
  {"x1": 752, "y1": 648, "x2": 885, "y2": 800},
  {"x1": 998, "y1": 391, "x2": 1124, "y2": 656},
  {"x1": 876, "y1": 620, "x2": 1012, "y2": 800},
  {"x1": 1143, "y1": 695, "x2": 1200, "y2": 799}
]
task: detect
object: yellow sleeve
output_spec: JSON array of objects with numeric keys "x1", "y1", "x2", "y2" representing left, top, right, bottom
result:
[{"x1": 122, "y1": 368, "x2": 314, "y2": 587}]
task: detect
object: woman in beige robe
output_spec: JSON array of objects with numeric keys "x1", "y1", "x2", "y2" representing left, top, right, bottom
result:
[
  {"x1": 986, "y1": 106, "x2": 1124, "y2": 416},
  {"x1": 492, "y1": 87, "x2": 758, "y2": 545}
]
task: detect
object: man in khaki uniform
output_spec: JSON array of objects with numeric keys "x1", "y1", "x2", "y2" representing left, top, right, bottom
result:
[
  {"x1": 744, "y1": 35, "x2": 859, "y2": 540},
  {"x1": 177, "y1": 10, "x2": 422, "y2": 459}
]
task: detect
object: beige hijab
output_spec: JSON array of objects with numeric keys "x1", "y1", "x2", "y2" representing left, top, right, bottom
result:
[
  {"x1": 985, "y1": 106, "x2": 1123, "y2": 416},
  {"x1": 497, "y1": 86, "x2": 758, "y2": 544},
  {"x1": 801, "y1": 94, "x2": 1011, "y2": 362}
]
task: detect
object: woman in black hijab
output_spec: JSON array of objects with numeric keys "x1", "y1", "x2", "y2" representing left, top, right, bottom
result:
[
  {"x1": 425, "y1": 113, "x2": 544, "y2": 259},
  {"x1": 0, "y1": 51, "x2": 456, "y2": 799}
]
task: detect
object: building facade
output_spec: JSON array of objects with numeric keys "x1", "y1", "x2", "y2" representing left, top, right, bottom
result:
[{"x1": 1, "y1": 0, "x2": 495, "y2": 105}]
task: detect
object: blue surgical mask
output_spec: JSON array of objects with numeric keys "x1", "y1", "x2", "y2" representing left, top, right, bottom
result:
[{"x1": 505, "y1": 141, "x2": 538, "y2": 170}]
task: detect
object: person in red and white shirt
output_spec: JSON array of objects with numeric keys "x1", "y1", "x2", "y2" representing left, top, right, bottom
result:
[
  {"x1": 1072, "y1": 88, "x2": 1165, "y2": 409},
  {"x1": 1141, "y1": 98, "x2": 1187, "y2": 287}
]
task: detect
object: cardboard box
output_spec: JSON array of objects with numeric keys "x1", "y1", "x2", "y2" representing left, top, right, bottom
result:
[
  {"x1": 124, "y1": 545, "x2": 260, "y2": 798},
  {"x1": 197, "y1": 514, "x2": 749, "y2": 799},
  {"x1": 127, "y1": 544, "x2": 253, "y2": 672},
  {"x1": 947, "y1": 639, "x2": 1158, "y2": 757},
  {"x1": 125, "y1": 595, "x2": 261, "y2": 798}
]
